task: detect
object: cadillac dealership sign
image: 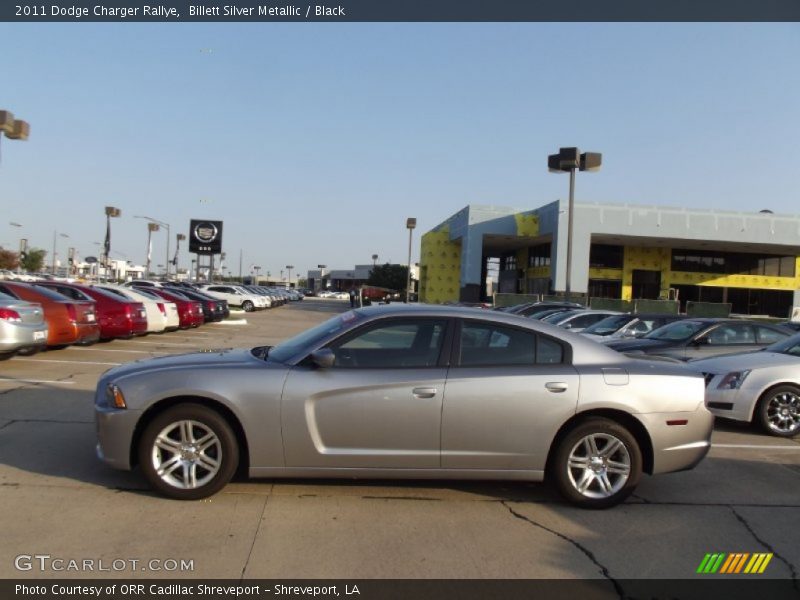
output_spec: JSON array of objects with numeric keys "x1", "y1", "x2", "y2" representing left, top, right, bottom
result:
[{"x1": 189, "y1": 219, "x2": 223, "y2": 255}]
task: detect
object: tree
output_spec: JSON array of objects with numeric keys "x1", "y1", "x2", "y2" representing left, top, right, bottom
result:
[
  {"x1": 0, "y1": 249, "x2": 19, "y2": 270},
  {"x1": 367, "y1": 263, "x2": 409, "y2": 292},
  {"x1": 20, "y1": 248, "x2": 47, "y2": 273}
]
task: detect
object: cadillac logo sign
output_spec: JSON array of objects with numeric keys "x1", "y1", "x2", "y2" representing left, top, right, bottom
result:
[{"x1": 189, "y1": 219, "x2": 223, "y2": 255}]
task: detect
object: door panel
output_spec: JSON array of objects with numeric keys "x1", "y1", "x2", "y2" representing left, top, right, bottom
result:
[{"x1": 281, "y1": 367, "x2": 447, "y2": 468}]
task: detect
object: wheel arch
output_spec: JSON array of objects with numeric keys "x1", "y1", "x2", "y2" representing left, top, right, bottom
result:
[
  {"x1": 545, "y1": 409, "x2": 655, "y2": 477},
  {"x1": 130, "y1": 395, "x2": 250, "y2": 477}
]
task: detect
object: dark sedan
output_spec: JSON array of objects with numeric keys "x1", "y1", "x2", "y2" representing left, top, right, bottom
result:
[
  {"x1": 165, "y1": 286, "x2": 228, "y2": 322},
  {"x1": 605, "y1": 318, "x2": 792, "y2": 361}
]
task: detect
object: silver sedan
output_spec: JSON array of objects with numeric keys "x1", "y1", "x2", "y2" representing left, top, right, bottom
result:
[
  {"x1": 689, "y1": 334, "x2": 800, "y2": 437},
  {"x1": 0, "y1": 291, "x2": 48, "y2": 358},
  {"x1": 95, "y1": 305, "x2": 713, "y2": 508}
]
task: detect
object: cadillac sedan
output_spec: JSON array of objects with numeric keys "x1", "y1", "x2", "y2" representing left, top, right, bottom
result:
[
  {"x1": 95, "y1": 305, "x2": 713, "y2": 508},
  {"x1": 689, "y1": 334, "x2": 800, "y2": 437}
]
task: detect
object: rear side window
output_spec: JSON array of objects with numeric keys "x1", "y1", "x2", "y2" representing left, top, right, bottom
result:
[
  {"x1": 458, "y1": 321, "x2": 565, "y2": 367},
  {"x1": 756, "y1": 326, "x2": 788, "y2": 344}
]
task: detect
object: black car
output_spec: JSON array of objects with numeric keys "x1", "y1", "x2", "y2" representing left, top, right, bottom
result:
[
  {"x1": 581, "y1": 313, "x2": 687, "y2": 340},
  {"x1": 604, "y1": 318, "x2": 792, "y2": 361},
  {"x1": 511, "y1": 302, "x2": 585, "y2": 317},
  {"x1": 165, "y1": 286, "x2": 228, "y2": 322}
]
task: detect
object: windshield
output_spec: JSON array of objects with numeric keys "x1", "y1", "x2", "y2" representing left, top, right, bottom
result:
[
  {"x1": 267, "y1": 310, "x2": 364, "y2": 363},
  {"x1": 764, "y1": 332, "x2": 800, "y2": 356},
  {"x1": 644, "y1": 320, "x2": 707, "y2": 341},
  {"x1": 582, "y1": 315, "x2": 634, "y2": 336},
  {"x1": 541, "y1": 309, "x2": 580, "y2": 324}
]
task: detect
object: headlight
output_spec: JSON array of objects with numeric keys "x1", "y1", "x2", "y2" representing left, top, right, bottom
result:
[
  {"x1": 717, "y1": 370, "x2": 750, "y2": 390},
  {"x1": 105, "y1": 383, "x2": 127, "y2": 409}
]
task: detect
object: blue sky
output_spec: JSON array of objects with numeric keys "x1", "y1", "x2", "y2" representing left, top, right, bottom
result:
[{"x1": 2, "y1": 23, "x2": 799, "y2": 278}]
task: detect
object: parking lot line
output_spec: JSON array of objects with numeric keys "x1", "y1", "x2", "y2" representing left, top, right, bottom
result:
[
  {"x1": 123, "y1": 341, "x2": 204, "y2": 347},
  {"x1": 712, "y1": 444, "x2": 800, "y2": 450},
  {"x1": 0, "y1": 379, "x2": 76, "y2": 385},
  {"x1": 65, "y1": 347, "x2": 155, "y2": 354},
  {"x1": 11, "y1": 358, "x2": 122, "y2": 366}
]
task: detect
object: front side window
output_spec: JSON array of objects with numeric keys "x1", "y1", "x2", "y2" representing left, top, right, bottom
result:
[
  {"x1": 329, "y1": 319, "x2": 447, "y2": 368},
  {"x1": 458, "y1": 321, "x2": 564, "y2": 366}
]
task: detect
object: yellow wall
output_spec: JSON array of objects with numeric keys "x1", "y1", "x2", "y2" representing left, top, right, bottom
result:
[
  {"x1": 514, "y1": 213, "x2": 539, "y2": 237},
  {"x1": 588, "y1": 267, "x2": 623, "y2": 281},
  {"x1": 621, "y1": 246, "x2": 672, "y2": 301},
  {"x1": 419, "y1": 225, "x2": 461, "y2": 304}
]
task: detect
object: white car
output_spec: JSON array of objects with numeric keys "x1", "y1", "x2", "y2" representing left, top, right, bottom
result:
[
  {"x1": 94, "y1": 284, "x2": 180, "y2": 333},
  {"x1": 689, "y1": 334, "x2": 800, "y2": 438},
  {"x1": 200, "y1": 285, "x2": 264, "y2": 312}
]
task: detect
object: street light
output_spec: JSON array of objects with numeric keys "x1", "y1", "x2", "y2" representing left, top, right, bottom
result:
[
  {"x1": 144, "y1": 222, "x2": 160, "y2": 277},
  {"x1": 253, "y1": 265, "x2": 261, "y2": 282},
  {"x1": 173, "y1": 233, "x2": 186, "y2": 271},
  {"x1": 134, "y1": 215, "x2": 171, "y2": 279},
  {"x1": 103, "y1": 206, "x2": 121, "y2": 282},
  {"x1": 0, "y1": 110, "x2": 30, "y2": 166},
  {"x1": 285, "y1": 265, "x2": 294, "y2": 288},
  {"x1": 406, "y1": 218, "x2": 416, "y2": 302},
  {"x1": 372, "y1": 254, "x2": 378, "y2": 266},
  {"x1": 548, "y1": 147, "x2": 602, "y2": 302},
  {"x1": 52, "y1": 231, "x2": 69, "y2": 275}
]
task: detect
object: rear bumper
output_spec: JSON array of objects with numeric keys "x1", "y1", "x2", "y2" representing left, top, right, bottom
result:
[{"x1": 637, "y1": 405, "x2": 714, "y2": 474}]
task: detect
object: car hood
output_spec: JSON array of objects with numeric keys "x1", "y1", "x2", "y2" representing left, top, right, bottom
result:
[
  {"x1": 687, "y1": 351, "x2": 799, "y2": 372},
  {"x1": 101, "y1": 347, "x2": 261, "y2": 381},
  {"x1": 604, "y1": 338, "x2": 677, "y2": 352}
]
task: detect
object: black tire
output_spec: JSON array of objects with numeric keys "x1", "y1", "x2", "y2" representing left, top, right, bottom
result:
[
  {"x1": 756, "y1": 385, "x2": 800, "y2": 438},
  {"x1": 138, "y1": 403, "x2": 239, "y2": 500},
  {"x1": 551, "y1": 418, "x2": 642, "y2": 509},
  {"x1": 241, "y1": 301, "x2": 254, "y2": 312}
]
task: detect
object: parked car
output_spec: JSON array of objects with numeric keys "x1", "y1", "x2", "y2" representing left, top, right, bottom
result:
[
  {"x1": 145, "y1": 288, "x2": 205, "y2": 329},
  {"x1": 582, "y1": 313, "x2": 687, "y2": 342},
  {"x1": 0, "y1": 281, "x2": 99, "y2": 348},
  {"x1": 503, "y1": 302, "x2": 585, "y2": 316},
  {"x1": 200, "y1": 284, "x2": 264, "y2": 312},
  {"x1": 165, "y1": 286, "x2": 228, "y2": 322},
  {"x1": 95, "y1": 305, "x2": 712, "y2": 508},
  {"x1": 35, "y1": 282, "x2": 148, "y2": 340},
  {"x1": 540, "y1": 309, "x2": 622, "y2": 333},
  {"x1": 0, "y1": 291, "x2": 48, "y2": 358},
  {"x1": 688, "y1": 333, "x2": 800, "y2": 437},
  {"x1": 605, "y1": 318, "x2": 792, "y2": 361},
  {"x1": 93, "y1": 284, "x2": 180, "y2": 333}
]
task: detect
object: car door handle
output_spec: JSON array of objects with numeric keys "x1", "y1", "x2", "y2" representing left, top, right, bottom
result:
[
  {"x1": 545, "y1": 382, "x2": 569, "y2": 393},
  {"x1": 412, "y1": 387, "x2": 438, "y2": 399}
]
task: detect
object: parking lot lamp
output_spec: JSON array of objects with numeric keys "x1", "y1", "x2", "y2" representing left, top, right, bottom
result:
[
  {"x1": 286, "y1": 265, "x2": 294, "y2": 288},
  {"x1": 134, "y1": 215, "x2": 171, "y2": 279},
  {"x1": 144, "y1": 222, "x2": 160, "y2": 277},
  {"x1": 405, "y1": 218, "x2": 416, "y2": 302},
  {"x1": 372, "y1": 254, "x2": 378, "y2": 267},
  {"x1": 548, "y1": 147, "x2": 602, "y2": 303},
  {"x1": 0, "y1": 110, "x2": 30, "y2": 166},
  {"x1": 52, "y1": 232, "x2": 69, "y2": 275},
  {"x1": 103, "y1": 206, "x2": 121, "y2": 282},
  {"x1": 253, "y1": 265, "x2": 261, "y2": 282},
  {"x1": 174, "y1": 233, "x2": 186, "y2": 272}
]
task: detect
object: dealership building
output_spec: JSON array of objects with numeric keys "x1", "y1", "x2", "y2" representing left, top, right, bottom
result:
[{"x1": 418, "y1": 201, "x2": 800, "y2": 317}]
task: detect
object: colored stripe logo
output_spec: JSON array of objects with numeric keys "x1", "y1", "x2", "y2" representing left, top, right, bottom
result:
[{"x1": 697, "y1": 553, "x2": 773, "y2": 574}]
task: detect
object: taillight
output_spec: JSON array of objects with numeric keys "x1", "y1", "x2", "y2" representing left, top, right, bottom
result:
[
  {"x1": 157, "y1": 302, "x2": 166, "y2": 316},
  {"x1": 0, "y1": 308, "x2": 21, "y2": 322},
  {"x1": 66, "y1": 304, "x2": 77, "y2": 323}
]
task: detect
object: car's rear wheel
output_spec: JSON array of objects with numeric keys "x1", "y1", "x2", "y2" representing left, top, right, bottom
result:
[
  {"x1": 756, "y1": 385, "x2": 800, "y2": 437},
  {"x1": 138, "y1": 404, "x2": 239, "y2": 500},
  {"x1": 241, "y1": 300, "x2": 254, "y2": 312},
  {"x1": 551, "y1": 418, "x2": 642, "y2": 509}
]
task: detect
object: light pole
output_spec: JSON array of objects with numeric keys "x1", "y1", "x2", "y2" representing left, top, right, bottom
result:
[
  {"x1": 134, "y1": 215, "x2": 171, "y2": 279},
  {"x1": 9, "y1": 222, "x2": 23, "y2": 272},
  {"x1": 548, "y1": 147, "x2": 602, "y2": 303},
  {"x1": 103, "y1": 206, "x2": 121, "y2": 282},
  {"x1": 0, "y1": 110, "x2": 30, "y2": 166},
  {"x1": 285, "y1": 265, "x2": 294, "y2": 288},
  {"x1": 173, "y1": 233, "x2": 186, "y2": 272},
  {"x1": 52, "y1": 231, "x2": 69, "y2": 275},
  {"x1": 253, "y1": 265, "x2": 261, "y2": 282},
  {"x1": 406, "y1": 218, "x2": 416, "y2": 302},
  {"x1": 144, "y1": 222, "x2": 160, "y2": 277}
]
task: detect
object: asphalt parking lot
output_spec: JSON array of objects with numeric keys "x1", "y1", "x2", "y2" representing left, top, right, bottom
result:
[{"x1": 1, "y1": 299, "x2": 799, "y2": 585}]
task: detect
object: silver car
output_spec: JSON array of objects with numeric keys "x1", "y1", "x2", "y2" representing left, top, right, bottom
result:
[
  {"x1": 95, "y1": 305, "x2": 713, "y2": 508},
  {"x1": 0, "y1": 291, "x2": 48, "y2": 358},
  {"x1": 689, "y1": 334, "x2": 800, "y2": 437}
]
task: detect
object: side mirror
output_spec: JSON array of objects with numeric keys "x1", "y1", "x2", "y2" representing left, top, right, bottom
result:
[
  {"x1": 692, "y1": 337, "x2": 709, "y2": 347},
  {"x1": 310, "y1": 348, "x2": 335, "y2": 369}
]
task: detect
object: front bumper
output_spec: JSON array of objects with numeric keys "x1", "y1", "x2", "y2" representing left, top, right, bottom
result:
[{"x1": 95, "y1": 404, "x2": 143, "y2": 471}]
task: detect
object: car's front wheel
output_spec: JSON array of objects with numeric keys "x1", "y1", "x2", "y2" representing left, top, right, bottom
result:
[
  {"x1": 551, "y1": 418, "x2": 642, "y2": 509},
  {"x1": 757, "y1": 385, "x2": 800, "y2": 438},
  {"x1": 138, "y1": 404, "x2": 239, "y2": 500}
]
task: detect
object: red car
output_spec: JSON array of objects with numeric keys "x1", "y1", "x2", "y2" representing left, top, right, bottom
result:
[
  {"x1": 146, "y1": 288, "x2": 204, "y2": 329},
  {"x1": 0, "y1": 281, "x2": 100, "y2": 348},
  {"x1": 35, "y1": 282, "x2": 148, "y2": 340}
]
